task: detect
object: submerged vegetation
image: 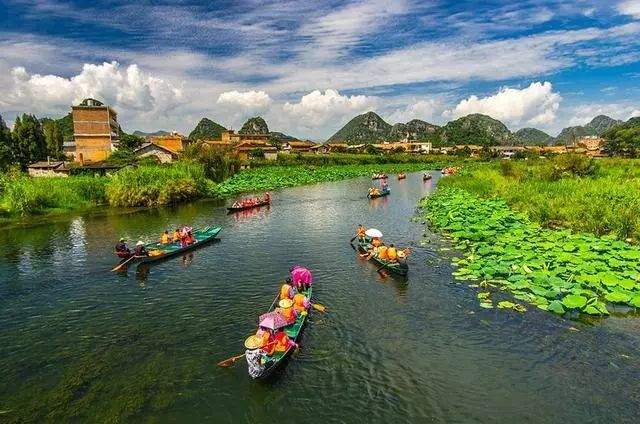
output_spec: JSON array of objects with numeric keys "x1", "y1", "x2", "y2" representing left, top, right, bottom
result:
[
  {"x1": 212, "y1": 163, "x2": 434, "y2": 197},
  {"x1": 420, "y1": 187, "x2": 640, "y2": 318},
  {"x1": 440, "y1": 156, "x2": 640, "y2": 242}
]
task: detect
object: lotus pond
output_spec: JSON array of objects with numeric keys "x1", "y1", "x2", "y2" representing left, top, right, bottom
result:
[{"x1": 419, "y1": 187, "x2": 640, "y2": 319}]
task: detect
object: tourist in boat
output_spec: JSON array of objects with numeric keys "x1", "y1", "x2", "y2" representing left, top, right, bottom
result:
[
  {"x1": 277, "y1": 298, "x2": 298, "y2": 324},
  {"x1": 264, "y1": 192, "x2": 271, "y2": 203},
  {"x1": 356, "y1": 224, "x2": 367, "y2": 242},
  {"x1": 377, "y1": 244, "x2": 389, "y2": 260},
  {"x1": 173, "y1": 228, "x2": 182, "y2": 242},
  {"x1": 387, "y1": 244, "x2": 398, "y2": 262},
  {"x1": 293, "y1": 292, "x2": 310, "y2": 313},
  {"x1": 290, "y1": 265, "x2": 313, "y2": 290},
  {"x1": 160, "y1": 230, "x2": 171, "y2": 244},
  {"x1": 371, "y1": 237, "x2": 382, "y2": 248},
  {"x1": 381, "y1": 180, "x2": 389, "y2": 192},
  {"x1": 280, "y1": 281, "x2": 294, "y2": 300},
  {"x1": 134, "y1": 241, "x2": 149, "y2": 257},
  {"x1": 185, "y1": 230, "x2": 195, "y2": 245},
  {"x1": 273, "y1": 329, "x2": 297, "y2": 353},
  {"x1": 115, "y1": 238, "x2": 131, "y2": 258}
]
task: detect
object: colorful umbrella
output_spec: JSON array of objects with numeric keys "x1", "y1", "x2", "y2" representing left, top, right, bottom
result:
[
  {"x1": 365, "y1": 228, "x2": 383, "y2": 238},
  {"x1": 258, "y1": 311, "x2": 289, "y2": 330}
]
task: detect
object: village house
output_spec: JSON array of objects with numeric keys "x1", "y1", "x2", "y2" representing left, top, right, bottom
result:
[
  {"x1": 577, "y1": 135, "x2": 606, "y2": 157},
  {"x1": 148, "y1": 132, "x2": 190, "y2": 152},
  {"x1": 133, "y1": 142, "x2": 179, "y2": 163},
  {"x1": 70, "y1": 98, "x2": 120, "y2": 164},
  {"x1": 281, "y1": 140, "x2": 318, "y2": 154},
  {"x1": 27, "y1": 160, "x2": 72, "y2": 177},
  {"x1": 235, "y1": 141, "x2": 278, "y2": 161}
]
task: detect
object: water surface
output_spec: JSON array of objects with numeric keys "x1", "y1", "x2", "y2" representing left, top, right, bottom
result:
[{"x1": 1, "y1": 172, "x2": 639, "y2": 423}]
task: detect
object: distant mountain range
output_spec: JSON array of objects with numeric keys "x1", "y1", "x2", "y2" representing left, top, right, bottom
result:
[
  {"x1": 132, "y1": 130, "x2": 171, "y2": 138},
  {"x1": 327, "y1": 111, "x2": 634, "y2": 146},
  {"x1": 186, "y1": 116, "x2": 297, "y2": 142}
]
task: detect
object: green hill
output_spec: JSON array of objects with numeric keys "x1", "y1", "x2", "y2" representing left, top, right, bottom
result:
[
  {"x1": 439, "y1": 114, "x2": 513, "y2": 146},
  {"x1": 389, "y1": 119, "x2": 439, "y2": 141},
  {"x1": 239, "y1": 116, "x2": 269, "y2": 134},
  {"x1": 514, "y1": 127, "x2": 553, "y2": 145},
  {"x1": 188, "y1": 118, "x2": 227, "y2": 141},
  {"x1": 556, "y1": 115, "x2": 622, "y2": 143},
  {"x1": 132, "y1": 130, "x2": 171, "y2": 138},
  {"x1": 328, "y1": 111, "x2": 392, "y2": 144}
]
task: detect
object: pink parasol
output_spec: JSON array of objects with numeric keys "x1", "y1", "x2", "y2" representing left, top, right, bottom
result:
[{"x1": 258, "y1": 311, "x2": 288, "y2": 330}]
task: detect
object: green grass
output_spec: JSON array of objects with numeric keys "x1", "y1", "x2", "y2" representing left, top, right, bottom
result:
[{"x1": 440, "y1": 158, "x2": 640, "y2": 242}]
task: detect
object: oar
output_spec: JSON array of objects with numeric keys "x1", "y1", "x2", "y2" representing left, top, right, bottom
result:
[
  {"x1": 311, "y1": 303, "x2": 327, "y2": 312},
  {"x1": 111, "y1": 255, "x2": 139, "y2": 272},
  {"x1": 217, "y1": 341, "x2": 276, "y2": 367}
]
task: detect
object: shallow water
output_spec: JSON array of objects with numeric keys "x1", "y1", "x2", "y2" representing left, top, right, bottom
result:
[{"x1": 1, "y1": 172, "x2": 639, "y2": 423}]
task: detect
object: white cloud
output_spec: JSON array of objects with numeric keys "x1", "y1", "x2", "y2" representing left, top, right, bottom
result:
[
  {"x1": 216, "y1": 90, "x2": 272, "y2": 110},
  {"x1": 1, "y1": 61, "x2": 183, "y2": 121},
  {"x1": 444, "y1": 82, "x2": 562, "y2": 128},
  {"x1": 617, "y1": 0, "x2": 640, "y2": 18},
  {"x1": 386, "y1": 98, "x2": 446, "y2": 124},
  {"x1": 282, "y1": 89, "x2": 377, "y2": 126}
]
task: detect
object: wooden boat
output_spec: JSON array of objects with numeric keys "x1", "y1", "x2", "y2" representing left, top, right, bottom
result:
[
  {"x1": 397, "y1": 173, "x2": 406, "y2": 180},
  {"x1": 356, "y1": 239, "x2": 409, "y2": 276},
  {"x1": 371, "y1": 173, "x2": 388, "y2": 180},
  {"x1": 367, "y1": 189, "x2": 390, "y2": 199},
  {"x1": 249, "y1": 286, "x2": 312, "y2": 379},
  {"x1": 227, "y1": 199, "x2": 270, "y2": 213},
  {"x1": 423, "y1": 173, "x2": 432, "y2": 181},
  {"x1": 117, "y1": 226, "x2": 222, "y2": 266}
]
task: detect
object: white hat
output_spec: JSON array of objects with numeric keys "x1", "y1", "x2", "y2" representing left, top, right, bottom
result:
[{"x1": 136, "y1": 241, "x2": 144, "y2": 246}]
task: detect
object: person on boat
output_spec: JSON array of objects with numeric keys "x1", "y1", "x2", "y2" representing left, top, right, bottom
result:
[
  {"x1": 356, "y1": 224, "x2": 367, "y2": 242},
  {"x1": 277, "y1": 298, "x2": 298, "y2": 324},
  {"x1": 185, "y1": 230, "x2": 195, "y2": 245},
  {"x1": 134, "y1": 241, "x2": 149, "y2": 257},
  {"x1": 381, "y1": 180, "x2": 389, "y2": 192},
  {"x1": 273, "y1": 329, "x2": 297, "y2": 353},
  {"x1": 264, "y1": 192, "x2": 271, "y2": 203},
  {"x1": 371, "y1": 237, "x2": 382, "y2": 248},
  {"x1": 279, "y1": 282, "x2": 294, "y2": 300},
  {"x1": 293, "y1": 292, "x2": 310, "y2": 313},
  {"x1": 115, "y1": 238, "x2": 131, "y2": 258},
  {"x1": 387, "y1": 244, "x2": 398, "y2": 262},
  {"x1": 377, "y1": 244, "x2": 389, "y2": 260},
  {"x1": 172, "y1": 228, "x2": 182, "y2": 242},
  {"x1": 160, "y1": 230, "x2": 171, "y2": 244},
  {"x1": 290, "y1": 265, "x2": 313, "y2": 290}
]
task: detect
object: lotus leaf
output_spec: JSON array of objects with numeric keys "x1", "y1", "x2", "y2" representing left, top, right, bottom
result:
[
  {"x1": 479, "y1": 302, "x2": 493, "y2": 309},
  {"x1": 561, "y1": 294, "x2": 587, "y2": 309},
  {"x1": 548, "y1": 300, "x2": 565, "y2": 315},
  {"x1": 604, "y1": 291, "x2": 631, "y2": 303},
  {"x1": 630, "y1": 296, "x2": 640, "y2": 308}
]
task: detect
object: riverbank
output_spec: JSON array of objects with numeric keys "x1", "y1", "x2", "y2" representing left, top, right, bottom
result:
[
  {"x1": 438, "y1": 156, "x2": 640, "y2": 242},
  {"x1": 419, "y1": 186, "x2": 640, "y2": 319},
  {"x1": 0, "y1": 155, "x2": 460, "y2": 220}
]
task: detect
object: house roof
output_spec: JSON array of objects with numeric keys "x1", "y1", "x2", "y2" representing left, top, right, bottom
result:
[
  {"x1": 28, "y1": 161, "x2": 69, "y2": 169},
  {"x1": 134, "y1": 142, "x2": 179, "y2": 156},
  {"x1": 236, "y1": 141, "x2": 277, "y2": 151}
]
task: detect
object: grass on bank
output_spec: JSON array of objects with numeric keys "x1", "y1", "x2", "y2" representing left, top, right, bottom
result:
[{"x1": 440, "y1": 156, "x2": 640, "y2": 242}]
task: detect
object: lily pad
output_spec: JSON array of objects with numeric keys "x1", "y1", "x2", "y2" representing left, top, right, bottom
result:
[{"x1": 561, "y1": 294, "x2": 587, "y2": 309}]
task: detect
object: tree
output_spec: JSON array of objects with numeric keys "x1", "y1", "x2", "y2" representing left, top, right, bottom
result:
[
  {"x1": 602, "y1": 119, "x2": 640, "y2": 157},
  {"x1": 118, "y1": 132, "x2": 145, "y2": 151},
  {"x1": 0, "y1": 114, "x2": 13, "y2": 169},
  {"x1": 11, "y1": 114, "x2": 47, "y2": 168},
  {"x1": 42, "y1": 118, "x2": 64, "y2": 159}
]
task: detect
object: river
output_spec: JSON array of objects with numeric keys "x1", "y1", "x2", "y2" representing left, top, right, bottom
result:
[{"x1": 1, "y1": 171, "x2": 639, "y2": 423}]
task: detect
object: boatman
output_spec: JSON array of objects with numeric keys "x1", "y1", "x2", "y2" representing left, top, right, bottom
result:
[
  {"x1": 134, "y1": 241, "x2": 149, "y2": 257},
  {"x1": 115, "y1": 238, "x2": 131, "y2": 258},
  {"x1": 290, "y1": 265, "x2": 313, "y2": 291},
  {"x1": 356, "y1": 224, "x2": 366, "y2": 242}
]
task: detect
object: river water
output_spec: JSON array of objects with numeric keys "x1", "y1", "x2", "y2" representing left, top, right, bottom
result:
[{"x1": 1, "y1": 172, "x2": 639, "y2": 423}]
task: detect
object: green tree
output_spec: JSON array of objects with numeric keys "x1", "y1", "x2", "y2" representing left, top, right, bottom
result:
[
  {"x1": 42, "y1": 118, "x2": 64, "y2": 159},
  {"x1": 0, "y1": 114, "x2": 13, "y2": 169},
  {"x1": 118, "y1": 132, "x2": 145, "y2": 151},
  {"x1": 602, "y1": 119, "x2": 640, "y2": 157},
  {"x1": 12, "y1": 114, "x2": 47, "y2": 168}
]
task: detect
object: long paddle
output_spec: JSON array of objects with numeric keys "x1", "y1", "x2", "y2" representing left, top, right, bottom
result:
[
  {"x1": 111, "y1": 255, "x2": 140, "y2": 272},
  {"x1": 311, "y1": 303, "x2": 327, "y2": 312},
  {"x1": 217, "y1": 341, "x2": 276, "y2": 368}
]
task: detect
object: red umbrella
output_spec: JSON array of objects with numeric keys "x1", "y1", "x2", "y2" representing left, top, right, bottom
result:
[{"x1": 258, "y1": 311, "x2": 288, "y2": 330}]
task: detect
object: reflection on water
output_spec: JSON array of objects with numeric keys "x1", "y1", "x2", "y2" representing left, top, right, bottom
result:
[{"x1": 1, "y1": 171, "x2": 639, "y2": 422}]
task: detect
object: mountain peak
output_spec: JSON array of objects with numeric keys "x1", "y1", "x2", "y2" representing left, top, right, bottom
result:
[
  {"x1": 327, "y1": 111, "x2": 391, "y2": 144},
  {"x1": 188, "y1": 118, "x2": 226, "y2": 141},
  {"x1": 239, "y1": 116, "x2": 269, "y2": 134}
]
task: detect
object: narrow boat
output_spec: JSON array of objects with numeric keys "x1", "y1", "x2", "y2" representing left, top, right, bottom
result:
[
  {"x1": 397, "y1": 173, "x2": 406, "y2": 180},
  {"x1": 371, "y1": 173, "x2": 388, "y2": 180},
  {"x1": 247, "y1": 286, "x2": 312, "y2": 379},
  {"x1": 227, "y1": 199, "x2": 270, "y2": 213},
  {"x1": 423, "y1": 173, "x2": 432, "y2": 181},
  {"x1": 355, "y1": 239, "x2": 409, "y2": 276},
  {"x1": 116, "y1": 226, "x2": 222, "y2": 267},
  {"x1": 367, "y1": 189, "x2": 390, "y2": 199}
]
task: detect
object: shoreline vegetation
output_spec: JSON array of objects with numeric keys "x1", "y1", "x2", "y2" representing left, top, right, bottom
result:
[
  {"x1": 420, "y1": 156, "x2": 640, "y2": 319},
  {"x1": 0, "y1": 153, "x2": 458, "y2": 220}
]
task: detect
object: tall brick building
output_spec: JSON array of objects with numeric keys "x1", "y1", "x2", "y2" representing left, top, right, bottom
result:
[{"x1": 71, "y1": 98, "x2": 119, "y2": 163}]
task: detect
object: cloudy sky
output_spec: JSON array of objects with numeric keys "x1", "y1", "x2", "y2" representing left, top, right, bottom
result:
[{"x1": 1, "y1": 0, "x2": 639, "y2": 139}]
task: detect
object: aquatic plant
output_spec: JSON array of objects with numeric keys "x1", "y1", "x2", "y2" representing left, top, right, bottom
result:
[{"x1": 420, "y1": 187, "x2": 640, "y2": 318}]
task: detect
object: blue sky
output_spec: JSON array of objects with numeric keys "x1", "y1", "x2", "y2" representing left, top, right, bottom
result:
[{"x1": 1, "y1": 0, "x2": 639, "y2": 139}]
